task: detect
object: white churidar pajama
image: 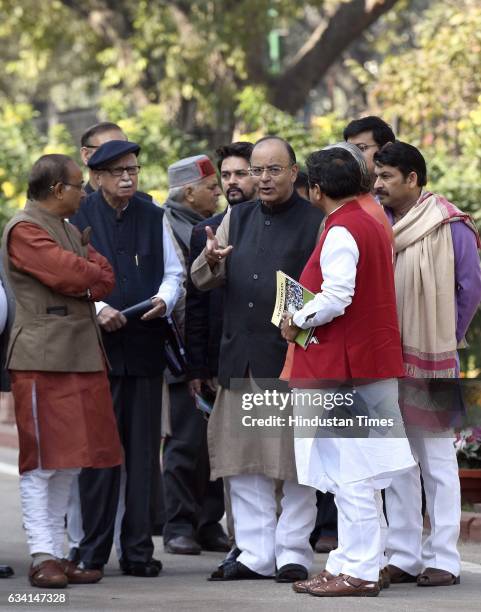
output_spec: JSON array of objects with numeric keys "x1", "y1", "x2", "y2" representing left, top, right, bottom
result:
[
  {"x1": 385, "y1": 433, "x2": 460, "y2": 576},
  {"x1": 20, "y1": 467, "x2": 80, "y2": 557},
  {"x1": 324, "y1": 477, "x2": 380, "y2": 581},
  {"x1": 228, "y1": 473, "x2": 317, "y2": 576}
]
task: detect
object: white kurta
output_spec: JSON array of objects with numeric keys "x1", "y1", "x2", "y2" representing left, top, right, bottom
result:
[
  {"x1": 293, "y1": 380, "x2": 416, "y2": 492},
  {"x1": 292, "y1": 222, "x2": 415, "y2": 490},
  {"x1": 290, "y1": 215, "x2": 415, "y2": 581}
]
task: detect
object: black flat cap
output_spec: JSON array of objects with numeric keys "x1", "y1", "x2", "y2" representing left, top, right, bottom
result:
[{"x1": 88, "y1": 140, "x2": 141, "y2": 169}]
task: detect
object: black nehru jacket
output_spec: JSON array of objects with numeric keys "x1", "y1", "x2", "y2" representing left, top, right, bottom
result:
[
  {"x1": 219, "y1": 191, "x2": 324, "y2": 388},
  {"x1": 70, "y1": 189, "x2": 166, "y2": 376},
  {"x1": 186, "y1": 211, "x2": 226, "y2": 380}
]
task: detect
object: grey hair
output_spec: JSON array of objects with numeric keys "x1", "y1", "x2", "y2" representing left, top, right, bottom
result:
[
  {"x1": 322, "y1": 141, "x2": 371, "y2": 194},
  {"x1": 168, "y1": 186, "x2": 187, "y2": 203}
]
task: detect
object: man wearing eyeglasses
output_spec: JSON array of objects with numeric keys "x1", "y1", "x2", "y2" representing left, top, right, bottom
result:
[
  {"x1": 68, "y1": 122, "x2": 171, "y2": 565},
  {"x1": 191, "y1": 136, "x2": 324, "y2": 582},
  {"x1": 80, "y1": 122, "x2": 127, "y2": 193},
  {"x1": 161, "y1": 144, "x2": 258, "y2": 557},
  {"x1": 69, "y1": 140, "x2": 183, "y2": 578},
  {"x1": 344, "y1": 116, "x2": 395, "y2": 191},
  {"x1": 2, "y1": 154, "x2": 122, "y2": 587}
]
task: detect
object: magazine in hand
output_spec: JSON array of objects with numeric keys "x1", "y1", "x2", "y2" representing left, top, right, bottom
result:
[{"x1": 271, "y1": 270, "x2": 315, "y2": 350}]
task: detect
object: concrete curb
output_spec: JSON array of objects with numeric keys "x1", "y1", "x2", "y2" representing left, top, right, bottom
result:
[
  {"x1": 461, "y1": 511, "x2": 481, "y2": 543},
  {"x1": 0, "y1": 423, "x2": 17, "y2": 449}
]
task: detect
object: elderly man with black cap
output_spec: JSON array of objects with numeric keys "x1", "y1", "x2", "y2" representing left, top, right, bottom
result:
[{"x1": 69, "y1": 140, "x2": 184, "y2": 577}]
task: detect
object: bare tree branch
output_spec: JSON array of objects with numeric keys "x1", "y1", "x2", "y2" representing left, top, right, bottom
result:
[{"x1": 268, "y1": 0, "x2": 400, "y2": 114}]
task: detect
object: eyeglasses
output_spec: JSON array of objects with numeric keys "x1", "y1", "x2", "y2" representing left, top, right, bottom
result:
[
  {"x1": 64, "y1": 181, "x2": 85, "y2": 191},
  {"x1": 100, "y1": 165, "x2": 141, "y2": 177},
  {"x1": 82, "y1": 145, "x2": 99, "y2": 149},
  {"x1": 49, "y1": 181, "x2": 85, "y2": 191},
  {"x1": 248, "y1": 165, "x2": 292, "y2": 177},
  {"x1": 354, "y1": 144, "x2": 379, "y2": 153}
]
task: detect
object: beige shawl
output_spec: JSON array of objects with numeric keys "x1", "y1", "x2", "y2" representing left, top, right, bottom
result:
[{"x1": 394, "y1": 191, "x2": 478, "y2": 378}]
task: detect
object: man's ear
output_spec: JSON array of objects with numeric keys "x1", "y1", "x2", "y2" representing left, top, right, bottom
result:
[
  {"x1": 51, "y1": 182, "x2": 64, "y2": 199},
  {"x1": 407, "y1": 171, "x2": 419, "y2": 188},
  {"x1": 80, "y1": 147, "x2": 90, "y2": 166},
  {"x1": 291, "y1": 163, "x2": 299, "y2": 183},
  {"x1": 184, "y1": 186, "x2": 195, "y2": 204},
  {"x1": 309, "y1": 183, "x2": 322, "y2": 204}
]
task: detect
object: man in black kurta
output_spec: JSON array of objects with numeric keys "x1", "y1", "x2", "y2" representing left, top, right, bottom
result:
[
  {"x1": 70, "y1": 140, "x2": 183, "y2": 576},
  {"x1": 191, "y1": 137, "x2": 324, "y2": 582}
]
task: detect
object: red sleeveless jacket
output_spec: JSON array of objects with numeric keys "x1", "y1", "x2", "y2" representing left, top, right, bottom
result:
[{"x1": 290, "y1": 200, "x2": 403, "y2": 382}]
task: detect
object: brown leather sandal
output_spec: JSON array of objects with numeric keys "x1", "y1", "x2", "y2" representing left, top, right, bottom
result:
[
  {"x1": 308, "y1": 574, "x2": 380, "y2": 597},
  {"x1": 417, "y1": 567, "x2": 460, "y2": 587},
  {"x1": 292, "y1": 569, "x2": 336, "y2": 593}
]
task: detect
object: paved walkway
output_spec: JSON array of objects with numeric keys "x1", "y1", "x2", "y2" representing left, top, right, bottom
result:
[{"x1": 0, "y1": 446, "x2": 480, "y2": 612}]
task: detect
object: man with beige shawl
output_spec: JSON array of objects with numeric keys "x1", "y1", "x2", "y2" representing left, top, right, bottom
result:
[{"x1": 373, "y1": 141, "x2": 481, "y2": 587}]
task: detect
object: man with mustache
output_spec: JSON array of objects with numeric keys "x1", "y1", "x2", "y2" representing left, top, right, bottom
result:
[
  {"x1": 186, "y1": 142, "x2": 258, "y2": 402},
  {"x1": 184, "y1": 142, "x2": 257, "y2": 559},
  {"x1": 70, "y1": 140, "x2": 183, "y2": 577},
  {"x1": 373, "y1": 141, "x2": 481, "y2": 587}
]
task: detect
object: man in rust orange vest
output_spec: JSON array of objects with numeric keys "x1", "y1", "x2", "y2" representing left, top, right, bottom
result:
[
  {"x1": 2, "y1": 154, "x2": 122, "y2": 588},
  {"x1": 281, "y1": 147, "x2": 414, "y2": 597}
]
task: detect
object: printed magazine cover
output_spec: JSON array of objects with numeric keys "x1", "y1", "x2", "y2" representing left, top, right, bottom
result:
[{"x1": 271, "y1": 270, "x2": 316, "y2": 349}]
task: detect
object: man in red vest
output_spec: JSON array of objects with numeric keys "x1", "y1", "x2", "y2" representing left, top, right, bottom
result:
[{"x1": 281, "y1": 147, "x2": 415, "y2": 597}]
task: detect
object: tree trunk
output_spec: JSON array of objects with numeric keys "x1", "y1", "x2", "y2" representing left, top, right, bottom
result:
[{"x1": 268, "y1": 0, "x2": 400, "y2": 114}]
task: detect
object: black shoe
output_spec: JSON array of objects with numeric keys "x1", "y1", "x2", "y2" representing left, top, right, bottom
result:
[
  {"x1": 120, "y1": 558, "x2": 162, "y2": 577},
  {"x1": 67, "y1": 547, "x2": 79, "y2": 563},
  {"x1": 275, "y1": 564, "x2": 308, "y2": 583},
  {"x1": 208, "y1": 560, "x2": 273, "y2": 581},
  {"x1": 209, "y1": 547, "x2": 242, "y2": 579},
  {"x1": 164, "y1": 536, "x2": 201, "y2": 555},
  {"x1": 199, "y1": 533, "x2": 230, "y2": 553},
  {"x1": 0, "y1": 565, "x2": 14, "y2": 578},
  {"x1": 222, "y1": 546, "x2": 242, "y2": 565}
]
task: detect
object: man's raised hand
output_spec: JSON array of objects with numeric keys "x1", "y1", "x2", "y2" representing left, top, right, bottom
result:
[{"x1": 205, "y1": 226, "x2": 233, "y2": 269}]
